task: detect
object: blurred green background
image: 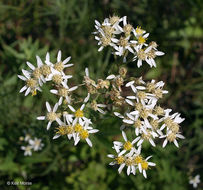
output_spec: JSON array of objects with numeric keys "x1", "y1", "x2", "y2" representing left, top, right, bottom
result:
[{"x1": 0, "y1": 0, "x2": 203, "y2": 189}]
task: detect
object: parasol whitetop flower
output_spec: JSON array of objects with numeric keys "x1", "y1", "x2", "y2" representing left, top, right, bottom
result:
[
  {"x1": 74, "y1": 120, "x2": 99, "y2": 147},
  {"x1": 113, "y1": 131, "x2": 140, "y2": 156},
  {"x1": 29, "y1": 138, "x2": 44, "y2": 151},
  {"x1": 21, "y1": 145, "x2": 32, "y2": 156},
  {"x1": 18, "y1": 69, "x2": 41, "y2": 96},
  {"x1": 37, "y1": 102, "x2": 61, "y2": 130},
  {"x1": 50, "y1": 83, "x2": 78, "y2": 105},
  {"x1": 189, "y1": 175, "x2": 201, "y2": 188}
]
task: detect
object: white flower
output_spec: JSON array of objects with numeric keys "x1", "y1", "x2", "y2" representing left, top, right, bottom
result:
[
  {"x1": 21, "y1": 145, "x2": 32, "y2": 156},
  {"x1": 18, "y1": 69, "x2": 41, "y2": 96},
  {"x1": 137, "y1": 156, "x2": 156, "y2": 178},
  {"x1": 91, "y1": 101, "x2": 106, "y2": 114},
  {"x1": 54, "y1": 50, "x2": 73, "y2": 72},
  {"x1": 189, "y1": 175, "x2": 201, "y2": 188},
  {"x1": 50, "y1": 84, "x2": 78, "y2": 105},
  {"x1": 29, "y1": 138, "x2": 44, "y2": 151},
  {"x1": 37, "y1": 102, "x2": 61, "y2": 130},
  {"x1": 74, "y1": 119, "x2": 99, "y2": 147},
  {"x1": 113, "y1": 131, "x2": 140, "y2": 156},
  {"x1": 161, "y1": 130, "x2": 185, "y2": 148}
]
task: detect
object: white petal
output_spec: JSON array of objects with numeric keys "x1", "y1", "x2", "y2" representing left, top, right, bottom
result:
[
  {"x1": 162, "y1": 139, "x2": 168, "y2": 148},
  {"x1": 68, "y1": 105, "x2": 75, "y2": 112},
  {"x1": 36, "y1": 56, "x2": 43, "y2": 67},
  {"x1": 118, "y1": 163, "x2": 125, "y2": 174},
  {"x1": 26, "y1": 61, "x2": 35, "y2": 70},
  {"x1": 138, "y1": 163, "x2": 142, "y2": 173},
  {"x1": 84, "y1": 93, "x2": 90, "y2": 103},
  {"x1": 53, "y1": 103, "x2": 59, "y2": 112},
  {"x1": 106, "y1": 74, "x2": 115, "y2": 80},
  {"x1": 25, "y1": 87, "x2": 31, "y2": 96},
  {"x1": 173, "y1": 139, "x2": 179, "y2": 147},
  {"x1": 37, "y1": 116, "x2": 45, "y2": 120},
  {"x1": 63, "y1": 56, "x2": 71, "y2": 64},
  {"x1": 57, "y1": 50, "x2": 62, "y2": 62},
  {"x1": 18, "y1": 75, "x2": 26, "y2": 81},
  {"x1": 19, "y1": 86, "x2": 27, "y2": 93},
  {"x1": 53, "y1": 134, "x2": 61, "y2": 139},
  {"x1": 47, "y1": 121, "x2": 52, "y2": 130},
  {"x1": 50, "y1": 89, "x2": 58, "y2": 94},
  {"x1": 46, "y1": 102, "x2": 51, "y2": 112},
  {"x1": 85, "y1": 68, "x2": 89, "y2": 77},
  {"x1": 143, "y1": 170, "x2": 147, "y2": 178},
  {"x1": 126, "y1": 81, "x2": 134, "y2": 87},
  {"x1": 86, "y1": 138, "x2": 92, "y2": 147},
  {"x1": 69, "y1": 86, "x2": 78, "y2": 92},
  {"x1": 122, "y1": 131, "x2": 127, "y2": 142}
]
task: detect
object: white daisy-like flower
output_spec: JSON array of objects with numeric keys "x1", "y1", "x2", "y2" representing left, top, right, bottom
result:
[
  {"x1": 91, "y1": 100, "x2": 107, "y2": 114},
  {"x1": 137, "y1": 156, "x2": 156, "y2": 178},
  {"x1": 50, "y1": 83, "x2": 78, "y2": 105},
  {"x1": 137, "y1": 128, "x2": 158, "y2": 147},
  {"x1": 53, "y1": 50, "x2": 73, "y2": 72},
  {"x1": 18, "y1": 69, "x2": 41, "y2": 96},
  {"x1": 74, "y1": 119, "x2": 99, "y2": 147},
  {"x1": 145, "y1": 47, "x2": 165, "y2": 67},
  {"x1": 26, "y1": 56, "x2": 46, "y2": 86},
  {"x1": 21, "y1": 145, "x2": 32, "y2": 156},
  {"x1": 160, "y1": 130, "x2": 185, "y2": 148},
  {"x1": 189, "y1": 175, "x2": 201, "y2": 188},
  {"x1": 53, "y1": 117, "x2": 75, "y2": 140},
  {"x1": 37, "y1": 102, "x2": 61, "y2": 130},
  {"x1": 113, "y1": 131, "x2": 140, "y2": 156},
  {"x1": 29, "y1": 138, "x2": 44, "y2": 151}
]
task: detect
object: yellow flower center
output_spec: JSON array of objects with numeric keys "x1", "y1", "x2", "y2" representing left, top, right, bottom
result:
[
  {"x1": 134, "y1": 155, "x2": 143, "y2": 164},
  {"x1": 115, "y1": 156, "x2": 125, "y2": 164},
  {"x1": 58, "y1": 87, "x2": 68, "y2": 97},
  {"x1": 26, "y1": 78, "x2": 37, "y2": 88},
  {"x1": 141, "y1": 160, "x2": 148, "y2": 170},
  {"x1": 134, "y1": 119, "x2": 142, "y2": 128},
  {"x1": 79, "y1": 129, "x2": 89, "y2": 139},
  {"x1": 52, "y1": 74, "x2": 62, "y2": 85},
  {"x1": 33, "y1": 68, "x2": 41, "y2": 79},
  {"x1": 137, "y1": 49, "x2": 146, "y2": 60},
  {"x1": 41, "y1": 65, "x2": 51, "y2": 76},
  {"x1": 54, "y1": 61, "x2": 64, "y2": 72},
  {"x1": 74, "y1": 124, "x2": 83, "y2": 133},
  {"x1": 119, "y1": 37, "x2": 128, "y2": 47},
  {"x1": 123, "y1": 141, "x2": 132, "y2": 151},
  {"x1": 56, "y1": 125, "x2": 67, "y2": 136},
  {"x1": 46, "y1": 112, "x2": 57, "y2": 121},
  {"x1": 125, "y1": 157, "x2": 134, "y2": 166},
  {"x1": 136, "y1": 26, "x2": 144, "y2": 36},
  {"x1": 138, "y1": 36, "x2": 147, "y2": 44},
  {"x1": 75, "y1": 109, "x2": 84, "y2": 118},
  {"x1": 167, "y1": 132, "x2": 176, "y2": 142},
  {"x1": 101, "y1": 36, "x2": 111, "y2": 46}
]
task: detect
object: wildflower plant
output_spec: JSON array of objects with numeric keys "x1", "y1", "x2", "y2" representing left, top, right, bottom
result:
[{"x1": 18, "y1": 15, "x2": 185, "y2": 178}]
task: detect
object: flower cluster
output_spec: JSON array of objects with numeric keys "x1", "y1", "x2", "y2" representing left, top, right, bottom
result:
[
  {"x1": 17, "y1": 15, "x2": 185, "y2": 178},
  {"x1": 108, "y1": 131, "x2": 155, "y2": 178},
  {"x1": 18, "y1": 51, "x2": 99, "y2": 147},
  {"x1": 20, "y1": 134, "x2": 44, "y2": 156},
  {"x1": 94, "y1": 15, "x2": 164, "y2": 67},
  {"x1": 18, "y1": 50, "x2": 74, "y2": 97},
  {"x1": 113, "y1": 78, "x2": 185, "y2": 149}
]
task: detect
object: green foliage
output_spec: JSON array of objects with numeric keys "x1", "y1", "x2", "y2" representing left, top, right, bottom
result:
[{"x1": 0, "y1": 0, "x2": 202, "y2": 189}]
